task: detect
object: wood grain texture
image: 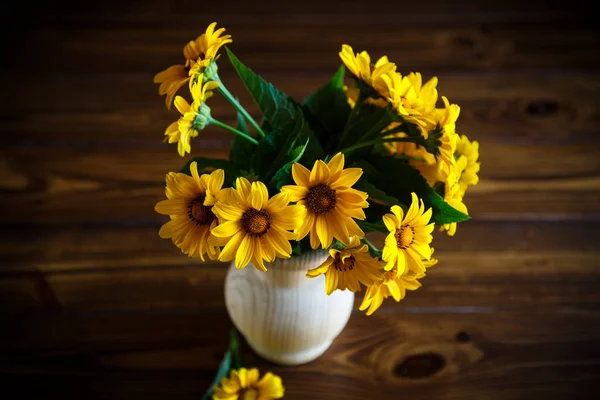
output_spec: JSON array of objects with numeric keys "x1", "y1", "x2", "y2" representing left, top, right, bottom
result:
[{"x1": 1, "y1": 0, "x2": 599, "y2": 398}]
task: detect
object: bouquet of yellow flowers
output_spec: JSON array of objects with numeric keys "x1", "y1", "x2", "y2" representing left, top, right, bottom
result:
[{"x1": 154, "y1": 22, "x2": 480, "y2": 316}]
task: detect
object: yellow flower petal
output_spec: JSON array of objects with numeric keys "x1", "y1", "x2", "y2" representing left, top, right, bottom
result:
[
  {"x1": 218, "y1": 230, "x2": 246, "y2": 262},
  {"x1": 266, "y1": 230, "x2": 292, "y2": 258},
  {"x1": 154, "y1": 199, "x2": 188, "y2": 216},
  {"x1": 327, "y1": 152, "x2": 345, "y2": 179},
  {"x1": 390, "y1": 205, "x2": 404, "y2": 221},
  {"x1": 214, "y1": 203, "x2": 244, "y2": 222},
  {"x1": 291, "y1": 163, "x2": 311, "y2": 187},
  {"x1": 173, "y1": 96, "x2": 191, "y2": 115},
  {"x1": 309, "y1": 226, "x2": 321, "y2": 250},
  {"x1": 236, "y1": 177, "x2": 252, "y2": 199},
  {"x1": 316, "y1": 215, "x2": 332, "y2": 248},
  {"x1": 158, "y1": 217, "x2": 187, "y2": 239},
  {"x1": 255, "y1": 372, "x2": 285, "y2": 398},
  {"x1": 249, "y1": 181, "x2": 269, "y2": 210},
  {"x1": 382, "y1": 214, "x2": 397, "y2": 232},
  {"x1": 309, "y1": 160, "x2": 330, "y2": 184},
  {"x1": 211, "y1": 220, "x2": 242, "y2": 238},
  {"x1": 331, "y1": 168, "x2": 362, "y2": 189},
  {"x1": 235, "y1": 235, "x2": 253, "y2": 270},
  {"x1": 325, "y1": 268, "x2": 339, "y2": 295},
  {"x1": 266, "y1": 191, "x2": 291, "y2": 213},
  {"x1": 251, "y1": 241, "x2": 267, "y2": 272},
  {"x1": 294, "y1": 209, "x2": 313, "y2": 241},
  {"x1": 365, "y1": 292, "x2": 384, "y2": 316},
  {"x1": 280, "y1": 185, "x2": 308, "y2": 202},
  {"x1": 208, "y1": 169, "x2": 225, "y2": 195},
  {"x1": 327, "y1": 210, "x2": 350, "y2": 245},
  {"x1": 387, "y1": 280, "x2": 401, "y2": 302}
]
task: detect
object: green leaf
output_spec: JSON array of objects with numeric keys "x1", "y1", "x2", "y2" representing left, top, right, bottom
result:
[
  {"x1": 354, "y1": 177, "x2": 400, "y2": 207},
  {"x1": 226, "y1": 47, "x2": 304, "y2": 138},
  {"x1": 302, "y1": 65, "x2": 351, "y2": 152},
  {"x1": 228, "y1": 329, "x2": 244, "y2": 370},
  {"x1": 338, "y1": 105, "x2": 402, "y2": 161},
  {"x1": 229, "y1": 111, "x2": 256, "y2": 171},
  {"x1": 178, "y1": 157, "x2": 240, "y2": 187},
  {"x1": 250, "y1": 113, "x2": 304, "y2": 184},
  {"x1": 357, "y1": 219, "x2": 387, "y2": 234},
  {"x1": 201, "y1": 329, "x2": 245, "y2": 400},
  {"x1": 236, "y1": 111, "x2": 250, "y2": 135},
  {"x1": 270, "y1": 139, "x2": 309, "y2": 190},
  {"x1": 361, "y1": 237, "x2": 383, "y2": 259},
  {"x1": 360, "y1": 156, "x2": 470, "y2": 225},
  {"x1": 226, "y1": 48, "x2": 308, "y2": 182}
]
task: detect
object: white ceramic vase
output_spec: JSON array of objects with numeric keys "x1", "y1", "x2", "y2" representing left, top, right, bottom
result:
[{"x1": 224, "y1": 250, "x2": 355, "y2": 366}]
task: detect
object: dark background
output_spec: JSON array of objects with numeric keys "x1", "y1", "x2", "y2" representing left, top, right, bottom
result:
[{"x1": 1, "y1": 0, "x2": 600, "y2": 398}]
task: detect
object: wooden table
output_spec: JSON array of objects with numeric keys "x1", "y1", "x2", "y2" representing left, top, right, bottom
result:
[{"x1": 1, "y1": 1, "x2": 599, "y2": 398}]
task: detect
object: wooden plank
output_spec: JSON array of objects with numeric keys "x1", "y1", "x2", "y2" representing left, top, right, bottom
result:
[
  {"x1": 1, "y1": 311, "x2": 599, "y2": 399},
  {"x1": 1, "y1": 251, "x2": 599, "y2": 313},
  {"x1": 11, "y1": 0, "x2": 590, "y2": 22},
  {"x1": 1, "y1": 220, "x2": 598, "y2": 273},
  {"x1": 4, "y1": 73, "x2": 599, "y2": 146},
  {"x1": 0, "y1": 179, "x2": 598, "y2": 223},
  {"x1": 1, "y1": 142, "x2": 599, "y2": 223},
  {"x1": 2, "y1": 143, "x2": 599, "y2": 185},
  {"x1": 8, "y1": 20, "x2": 600, "y2": 75}
]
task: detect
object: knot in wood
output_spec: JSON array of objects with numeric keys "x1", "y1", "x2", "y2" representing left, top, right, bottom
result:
[{"x1": 393, "y1": 353, "x2": 446, "y2": 379}]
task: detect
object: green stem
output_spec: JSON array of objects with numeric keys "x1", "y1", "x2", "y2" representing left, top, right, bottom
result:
[
  {"x1": 362, "y1": 237, "x2": 379, "y2": 251},
  {"x1": 362, "y1": 237, "x2": 383, "y2": 259},
  {"x1": 210, "y1": 118, "x2": 259, "y2": 145},
  {"x1": 381, "y1": 126, "x2": 406, "y2": 137},
  {"x1": 340, "y1": 137, "x2": 424, "y2": 153},
  {"x1": 214, "y1": 75, "x2": 266, "y2": 138},
  {"x1": 337, "y1": 89, "x2": 367, "y2": 149}
]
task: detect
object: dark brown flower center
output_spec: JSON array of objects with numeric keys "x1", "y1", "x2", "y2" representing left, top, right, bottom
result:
[
  {"x1": 239, "y1": 388, "x2": 259, "y2": 400},
  {"x1": 306, "y1": 183, "x2": 337, "y2": 215},
  {"x1": 187, "y1": 194, "x2": 216, "y2": 226},
  {"x1": 395, "y1": 225, "x2": 415, "y2": 249},
  {"x1": 241, "y1": 208, "x2": 271, "y2": 236},
  {"x1": 333, "y1": 253, "x2": 356, "y2": 272}
]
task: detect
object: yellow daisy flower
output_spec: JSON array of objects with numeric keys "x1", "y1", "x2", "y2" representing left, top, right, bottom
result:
[
  {"x1": 431, "y1": 96, "x2": 460, "y2": 179},
  {"x1": 382, "y1": 193, "x2": 434, "y2": 274},
  {"x1": 339, "y1": 44, "x2": 397, "y2": 98},
  {"x1": 306, "y1": 236, "x2": 383, "y2": 295},
  {"x1": 282, "y1": 153, "x2": 368, "y2": 250},
  {"x1": 165, "y1": 79, "x2": 219, "y2": 157},
  {"x1": 359, "y1": 269, "x2": 423, "y2": 315},
  {"x1": 439, "y1": 162, "x2": 469, "y2": 237},
  {"x1": 359, "y1": 250, "x2": 438, "y2": 316},
  {"x1": 210, "y1": 178, "x2": 303, "y2": 271},
  {"x1": 154, "y1": 162, "x2": 224, "y2": 261},
  {"x1": 455, "y1": 134, "x2": 480, "y2": 191},
  {"x1": 212, "y1": 368, "x2": 284, "y2": 400},
  {"x1": 154, "y1": 22, "x2": 232, "y2": 109},
  {"x1": 383, "y1": 71, "x2": 438, "y2": 127},
  {"x1": 397, "y1": 95, "x2": 459, "y2": 185}
]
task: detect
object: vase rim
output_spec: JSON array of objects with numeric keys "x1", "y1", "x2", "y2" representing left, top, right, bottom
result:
[{"x1": 256, "y1": 249, "x2": 330, "y2": 272}]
